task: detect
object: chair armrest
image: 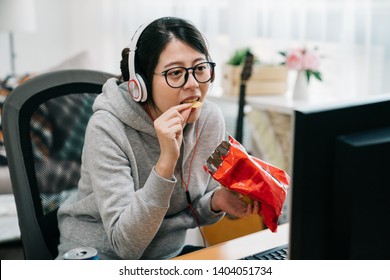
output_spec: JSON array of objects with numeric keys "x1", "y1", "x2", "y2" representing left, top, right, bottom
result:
[{"x1": 0, "y1": 166, "x2": 12, "y2": 194}]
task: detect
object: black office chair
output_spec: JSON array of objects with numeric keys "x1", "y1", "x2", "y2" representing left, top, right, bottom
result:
[{"x1": 2, "y1": 69, "x2": 115, "y2": 259}]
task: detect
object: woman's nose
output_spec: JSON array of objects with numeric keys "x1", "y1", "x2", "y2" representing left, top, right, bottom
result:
[{"x1": 183, "y1": 71, "x2": 199, "y2": 89}]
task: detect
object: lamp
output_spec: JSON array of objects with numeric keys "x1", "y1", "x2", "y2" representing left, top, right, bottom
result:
[{"x1": 0, "y1": 0, "x2": 36, "y2": 76}]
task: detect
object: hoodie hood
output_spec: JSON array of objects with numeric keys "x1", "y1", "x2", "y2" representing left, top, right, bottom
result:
[{"x1": 93, "y1": 78, "x2": 156, "y2": 137}]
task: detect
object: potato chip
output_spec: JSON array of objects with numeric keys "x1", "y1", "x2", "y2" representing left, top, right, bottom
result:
[{"x1": 191, "y1": 101, "x2": 202, "y2": 109}]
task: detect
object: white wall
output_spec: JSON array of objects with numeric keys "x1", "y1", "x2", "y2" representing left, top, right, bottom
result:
[{"x1": 1, "y1": 0, "x2": 116, "y2": 76}]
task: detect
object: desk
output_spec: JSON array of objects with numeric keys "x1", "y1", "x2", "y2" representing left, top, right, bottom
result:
[
  {"x1": 207, "y1": 92, "x2": 352, "y2": 175},
  {"x1": 173, "y1": 223, "x2": 289, "y2": 260}
]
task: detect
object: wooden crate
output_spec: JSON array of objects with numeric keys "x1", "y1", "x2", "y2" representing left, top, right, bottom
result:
[{"x1": 221, "y1": 64, "x2": 288, "y2": 96}]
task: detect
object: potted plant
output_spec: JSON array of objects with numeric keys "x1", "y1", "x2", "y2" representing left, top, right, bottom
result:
[{"x1": 222, "y1": 48, "x2": 288, "y2": 96}]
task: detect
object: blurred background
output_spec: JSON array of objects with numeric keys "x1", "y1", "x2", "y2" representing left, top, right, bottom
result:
[{"x1": 1, "y1": 0, "x2": 390, "y2": 96}]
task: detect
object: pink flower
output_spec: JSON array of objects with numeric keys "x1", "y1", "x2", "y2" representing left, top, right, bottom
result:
[
  {"x1": 286, "y1": 49, "x2": 303, "y2": 70},
  {"x1": 280, "y1": 47, "x2": 322, "y2": 82},
  {"x1": 302, "y1": 50, "x2": 320, "y2": 71}
]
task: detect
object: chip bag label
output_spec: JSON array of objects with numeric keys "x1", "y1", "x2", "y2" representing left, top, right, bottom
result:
[{"x1": 204, "y1": 135, "x2": 290, "y2": 232}]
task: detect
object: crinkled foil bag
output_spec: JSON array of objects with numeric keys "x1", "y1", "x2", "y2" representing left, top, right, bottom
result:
[{"x1": 203, "y1": 135, "x2": 290, "y2": 232}]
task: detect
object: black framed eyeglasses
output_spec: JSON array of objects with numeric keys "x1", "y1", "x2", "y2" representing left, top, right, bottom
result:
[{"x1": 155, "y1": 61, "x2": 216, "y2": 88}]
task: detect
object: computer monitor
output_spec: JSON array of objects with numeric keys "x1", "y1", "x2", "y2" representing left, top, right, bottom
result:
[{"x1": 289, "y1": 96, "x2": 390, "y2": 259}]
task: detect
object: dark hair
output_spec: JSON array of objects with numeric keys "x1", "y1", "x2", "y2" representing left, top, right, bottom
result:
[{"x1": 120, "y1": 17, "x2": 211, "y2": 102}]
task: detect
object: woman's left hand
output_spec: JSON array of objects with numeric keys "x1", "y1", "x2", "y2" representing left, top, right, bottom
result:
[{"x1": 211, "y1": 187, "x2": 261, "y2": 218}]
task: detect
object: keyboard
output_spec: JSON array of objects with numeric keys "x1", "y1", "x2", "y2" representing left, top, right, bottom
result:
[{"x1": 240, "y1": 244, "x2": 288, "y2": 260}]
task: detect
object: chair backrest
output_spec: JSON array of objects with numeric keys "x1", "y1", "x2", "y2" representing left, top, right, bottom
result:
[{"x1": 2, "y1": 69, "x2": 115, "y2": 259}]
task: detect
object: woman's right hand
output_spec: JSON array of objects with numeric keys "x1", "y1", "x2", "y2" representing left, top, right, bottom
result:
[{"x1": 154, "y1": 103, "x2": 193, "y2": 179}]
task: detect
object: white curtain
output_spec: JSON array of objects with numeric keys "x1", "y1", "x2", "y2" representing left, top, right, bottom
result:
[{"x1": 1, "y1": 0, "x2": 389, "y2": 95}]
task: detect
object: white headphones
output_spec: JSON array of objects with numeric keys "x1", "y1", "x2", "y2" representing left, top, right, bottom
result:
[{"x1": 127, "y1": 19, "x2": 156, "y2": 102}]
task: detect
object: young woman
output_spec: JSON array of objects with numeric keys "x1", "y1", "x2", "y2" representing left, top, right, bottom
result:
[{"x1": 56, "y1": 16, "x2": 259, "y2": 260}]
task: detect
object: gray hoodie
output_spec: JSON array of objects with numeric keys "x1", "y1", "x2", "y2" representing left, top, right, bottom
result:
[{"x1": 56, "y1": 78, "x2": 226, "y2": 259}]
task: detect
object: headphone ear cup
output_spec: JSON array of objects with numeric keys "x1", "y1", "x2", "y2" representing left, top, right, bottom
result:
[
  {"x1": 127, "y1": 73, "x2": 148, "y2": 102},
  {"x1": 136, "y1": 73, "x2": 148, "y2": 102}
]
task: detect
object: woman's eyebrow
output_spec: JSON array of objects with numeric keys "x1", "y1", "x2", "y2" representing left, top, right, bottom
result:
[{"x1": 163, "y1": 57, "x2": 206, "y2": 69}]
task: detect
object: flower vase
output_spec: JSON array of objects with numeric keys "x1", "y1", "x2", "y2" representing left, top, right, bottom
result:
[{"x1": 293, "y1": 70, "x2": 309, "y2": 100}]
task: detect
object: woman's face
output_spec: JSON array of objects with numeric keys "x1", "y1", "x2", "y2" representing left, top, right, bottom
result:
[{"x1": 151, "y1": 38, "x2": 211, "y2": 123}]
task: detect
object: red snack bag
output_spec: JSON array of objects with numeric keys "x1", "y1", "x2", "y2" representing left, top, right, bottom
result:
[{"x1": 203, "y1": 135, "x2": 290, "y2": 232}]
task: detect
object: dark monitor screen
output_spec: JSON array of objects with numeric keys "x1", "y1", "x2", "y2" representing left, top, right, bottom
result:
[{"x1": 289, "y1": 96, "x2": 390, "y2": 259}]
